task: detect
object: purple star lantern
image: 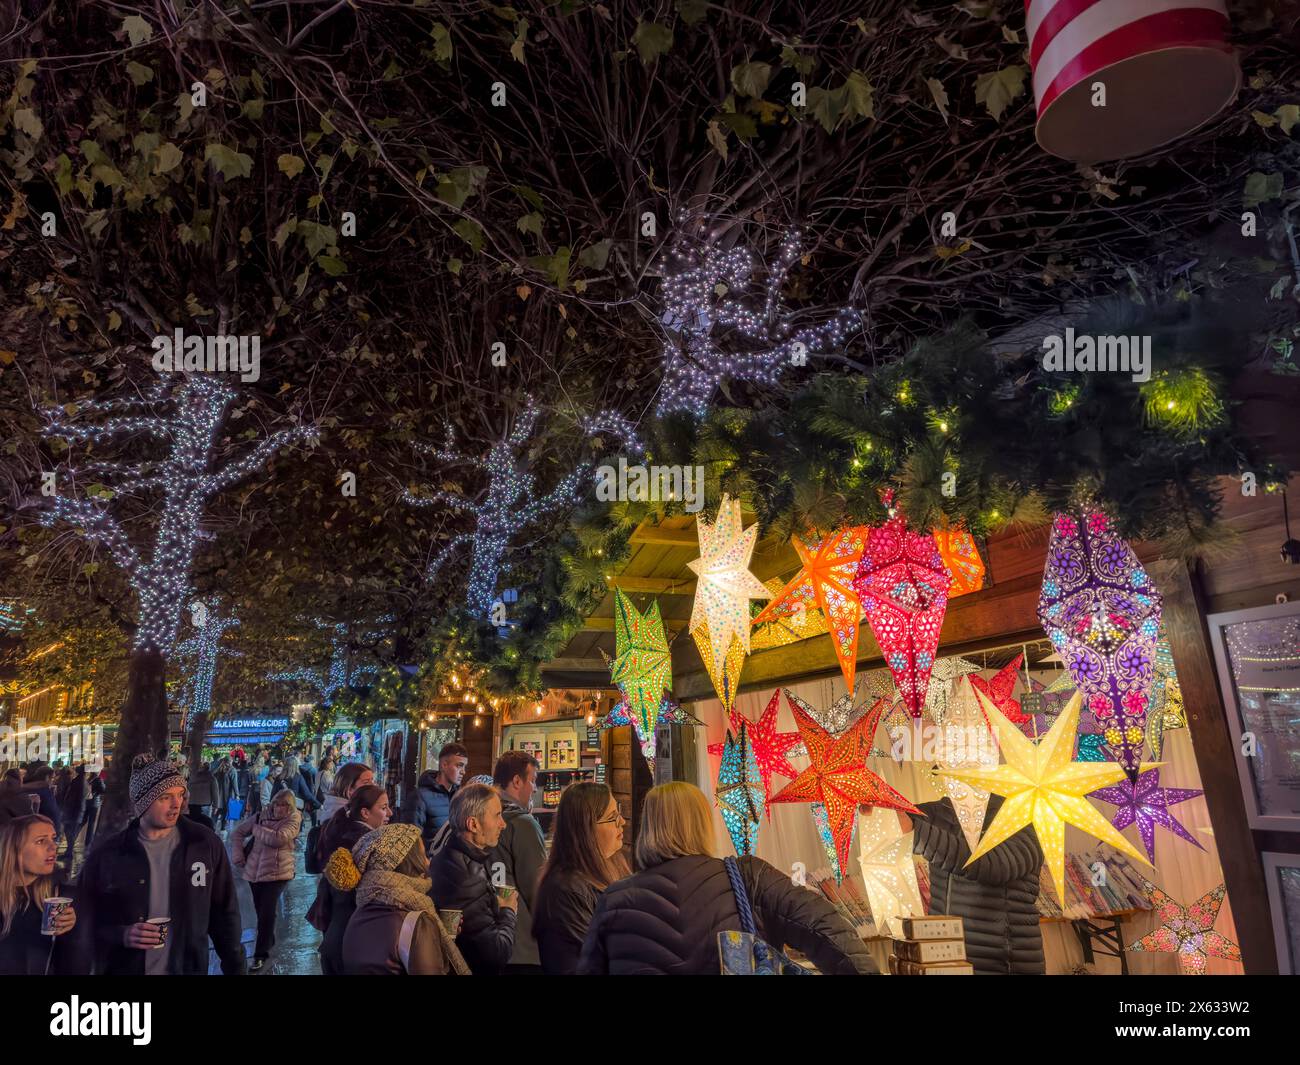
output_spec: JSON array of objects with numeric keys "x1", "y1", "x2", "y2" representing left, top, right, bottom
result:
[
  {"x1": 1037, "y1": 512, "x2": 1163, "y2": 780},
  {"x1": 1090, "y1": 768, "x2": 1204, "y2": 862}
]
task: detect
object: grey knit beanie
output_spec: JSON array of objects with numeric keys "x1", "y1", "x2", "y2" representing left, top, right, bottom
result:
[{"x1": 130, "y1": 753, "x2": 186, "y2": 818}]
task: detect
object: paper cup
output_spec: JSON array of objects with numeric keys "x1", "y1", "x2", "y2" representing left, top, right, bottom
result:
[
  {"x1": 441, "y1": 909, "x2": 464, "y2": 937},
  {"x1": 40, "y1": 897, "x2": 71, "y2": 936},
  {"x1": 146, "y1": 916, "x2": 171, "y2": 948}
]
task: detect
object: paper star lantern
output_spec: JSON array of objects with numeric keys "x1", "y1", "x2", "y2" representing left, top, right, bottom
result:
[
  {"x1": 609, "y1": 589, "x2": 672, "y2": 741},
  {"x1": 860, "y1": 668, "x2": 899, "y2": 705},
  {"x1": 970, "y1": 653, "x2": 1028, "y2": 726},
  {"x1": 784, "y1": 687, "x2": 871, "y2": 759},
  {"x1": 923, "y1": 655, "x2": 982, "y2": 725},
  {"x1": 857, "y1": 806, "x2": 924, "y2": 937},
  {"x1": 881, "y1": 700, "x2": 914, "y2": 760},
  {"x1": 1146, "y1": 637, "x2": 1186, "y2": 759},
  {"x1": 706, "y1": 690, "x2": 800, "y2": 813},
  {"x1": 1037, "y1": 511, "x2": 1164, "y2": 778},
  {"x1": 932, "y1": 524, "x2": 986, "y2": 597},
  {"x1": 810, "y1": 803, "x2": 844, "y2": 882},
  {"x1": 853, "y1": 514, "x2": 952, "y2": 718},
  {"x1": 687, "y1": 493, "x2": 770, "y2": 680},
  {"x1": 715, "y1": 725, "x2": 764, "y2": 856},
  {"x1": 1089, "y1": 768, "x2": 1204, "y2": 862},
  {"x1": 770, "y1": 697, "x2": 919, "y2": 874},
  {"x1": 691, "y1": 623, "x2": 747, "y2": 711},
  {"x1": 753, "y1": 526, "x2": 869, "y2": 692},
  {"x1": 656, "y1": 700, "x2": 703, "y2": 727},
  {"x1": 938, "y1": 688, "x2": 1155, "y2": 903},
  {"x1": 933, "y1": 677, "x2": 997, "y2": 851},
  {"x1": 1127, "y1": 880, "x2": 1240, "y2": 975},
  {"x1": 750, "y1": 578, "x2": 827, "y2": 650},
  {"x1": 1076, "y1": 732, "x2": 1108, "y2": 762}
]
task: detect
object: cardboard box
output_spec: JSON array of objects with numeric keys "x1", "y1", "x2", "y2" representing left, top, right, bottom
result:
[
  {"x1": 894, "y1": 937, "x2": 966, "y2": 964},
  {"x1": 900, "y1": 915, "x2": 964, "y2": 941},
  {"x1": 891, "y1": 957, "x2": 974, "y2": 976}
]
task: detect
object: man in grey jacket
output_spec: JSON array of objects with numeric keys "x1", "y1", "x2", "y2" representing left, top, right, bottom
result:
[{"x1": 488, "y1": 750, "x2": 546, "y2": 974}]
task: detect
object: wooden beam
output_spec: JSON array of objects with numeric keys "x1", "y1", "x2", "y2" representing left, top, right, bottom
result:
[
  {"x1": 607, "y1": 575, "x2": 697, "y2": 595},
  {"x1": 582, "y1": 616, "x2": 689, "y2": 633},
  {"x1": 629, "y1": 525, "x2": 698, "y2": 546},
  {"x1": 1152, "y1": 559, "x2": 1279, "y2": 974}
]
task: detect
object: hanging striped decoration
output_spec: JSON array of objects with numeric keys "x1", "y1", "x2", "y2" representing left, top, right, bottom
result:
[{"x1": 1025, "y1": 0, "x2": 1239, "y2": 163}]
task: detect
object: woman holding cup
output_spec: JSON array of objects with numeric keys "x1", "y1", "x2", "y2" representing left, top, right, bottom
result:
[{"x1": 0, "y1": 814, "x2": 80, "y2": 975}]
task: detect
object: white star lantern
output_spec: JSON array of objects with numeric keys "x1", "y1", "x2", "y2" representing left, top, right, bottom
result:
[{"x1": 857, "y1": 805, "x2": 924, "y2": 938}]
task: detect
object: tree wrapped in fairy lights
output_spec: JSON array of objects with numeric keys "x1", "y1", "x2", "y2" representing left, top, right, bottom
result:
[
  {"x1": 39, "y1": 374, "x2": 315, "y2": 818},
  {"x1": 267, "y1": 617, "x2": 387, "y2": 705},
  {"x1": 175, "y1": 596, "x2": 240, "y2": 736},
  {"x1": 654, "y1": 222, "x2": 862, "y2": 418},
  {"x1": 404, "y1": 396, "x2": 590, "y2": 618}
]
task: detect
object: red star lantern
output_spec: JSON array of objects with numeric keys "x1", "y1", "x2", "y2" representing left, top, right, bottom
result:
[
  {"x1": 852, "y1": 512, "x2": 952, "y2": 718},
  {"x1": 707, "y1": 690, "x2": 801, "y2": 815},
  {"x1": 932, "y1": 524, "x2": 986, "y2": 597},
  {"x1": 971, "y1": 653, "x2": 1029, "y2": 726},
  {"x1": 770, "y1": 696, "x2": 919, "y2": 872},
  {"x1": 753, "y1": 526, "x2": 869, "y2": 692}
]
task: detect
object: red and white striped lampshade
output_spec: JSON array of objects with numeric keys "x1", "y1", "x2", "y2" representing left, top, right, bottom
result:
[{"x1": 1026, "y1": 0, "x2": 1240, "y2": 163}]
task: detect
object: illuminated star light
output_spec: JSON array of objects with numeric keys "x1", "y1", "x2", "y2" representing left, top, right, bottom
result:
[
  {"x1": 970, "y1": 653, "x2": 1029, "y2": 726},
  {"x1": 40, "y1": 375, "x2": 315, "y2": 653},
  {"x1": 752, "y1": 526, "x2": 869, "y2": 693},
  {"x1": 1089, "y1": 768, "x2": 1204, "y2": 862},
  {"x1": 706, "y1": 690, "x2": 801, "y2": 813},
  {"x1": 938, "y1": 688, "x2": 1156, "y2": 903},
  {"x1": 933, "y1": 676, "x2": 997, "y2": 851},
  {"x1": 857, "y1": 805, "x2": 925, "y2": 937},
  {"x1": 1127, "y1": 880, "x2": 1240, "y2": 975},
  {"x1": 770, "y1": 696, "x2": 919, "y2": 875},
  {"x1": 608, "y1": 589, "x2": 672, "y2": 743},
  {"x1": 687, "y1": 495, "x2": 770, "y2": 703},
  {"x1": 653, "y1": 222, "x2": 862, "y2": 418},
  {"x1": 715, "y1": 724, "x2": 764, "y2": 856}
]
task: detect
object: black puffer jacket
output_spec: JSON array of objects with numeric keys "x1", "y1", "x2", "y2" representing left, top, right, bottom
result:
[
  {"x1": 312, "y1": 810, "x2": 370, "y2": 976},
  {"x1": 911, "y1": 796, "x2": 1045, "y2": 975},
  {"x1": 428, "y1": 833, "x2": 516, "y2": 975},
  {"x1": 532, "y1": 867, "x2": 602, "y2": 975},
  {"x1": 576, "y1": 854, "x2": 877, "y2": 975}
]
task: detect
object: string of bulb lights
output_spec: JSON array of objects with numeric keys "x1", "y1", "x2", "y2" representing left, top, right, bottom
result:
[
  {"x1": 653, "y1": 220, "x2": 863, "y2": 418},
  {"x1": 41, "y1": 374, "x2": 316, "y2": 654}
]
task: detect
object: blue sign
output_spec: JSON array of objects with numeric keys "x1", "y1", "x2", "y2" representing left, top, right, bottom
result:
[{"x1": 206, "y1": 715, "x2": 289, "y2": 743}]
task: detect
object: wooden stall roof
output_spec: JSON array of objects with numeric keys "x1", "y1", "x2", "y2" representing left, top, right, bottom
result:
[{"x1": 541, "y1": 473, "x2": 1300, "y2": 701}]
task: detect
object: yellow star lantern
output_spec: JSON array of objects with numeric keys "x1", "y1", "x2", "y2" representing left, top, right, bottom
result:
[
  {"x1": 687, "y1": 495, "x2": 770, "y2": 704},
  {"x1": 938, "y1": 688, "x2": 1157, "y2": 903},
  {"x1": 691, "y1": 622, "x2": 747, "y2": 711},
  {"x1": 750, "y1": 577, "x2": 827, "y2": 650}
]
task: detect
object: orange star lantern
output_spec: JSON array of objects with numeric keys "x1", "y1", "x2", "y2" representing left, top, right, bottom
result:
[
  {"x1": 932, "y1": 524, "x2": 986, "y2": 597},
  {"x1": 770, "y1": 696, "x2": 919, "y2": 872},
  {"x1": 753, "y1": 526, "x2": 869, "y2": 692}
]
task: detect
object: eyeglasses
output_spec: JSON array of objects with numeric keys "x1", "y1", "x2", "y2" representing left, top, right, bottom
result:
[{"x1": 596, "y1": 812, "x2": 625, "y2": 826}]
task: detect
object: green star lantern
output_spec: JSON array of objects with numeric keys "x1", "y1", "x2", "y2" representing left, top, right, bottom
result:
[{"x1": 609, "y1": 588, "x2": 673, "y2": 743}]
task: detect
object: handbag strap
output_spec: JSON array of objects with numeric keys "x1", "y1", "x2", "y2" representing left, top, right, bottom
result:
[
  {"x1": 397, "y1": 910, "x2": 421, "y2": 973},
  {"x1": 723, "y1": 856, "x2": 757, "y2": 936}
]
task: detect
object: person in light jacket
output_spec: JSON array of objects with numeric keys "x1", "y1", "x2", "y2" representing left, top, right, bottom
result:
[{"x1": 232, "y1": 789, "x2": 301, "y2": 972}]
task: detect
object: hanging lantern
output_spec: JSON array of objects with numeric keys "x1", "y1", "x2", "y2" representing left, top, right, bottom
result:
[
  {"x1": 1026, "y1": 0, "x2": 1239, "y2": 163},
  {"x1": 932, "y1": 525, "x2": 986, "y2": 597}
]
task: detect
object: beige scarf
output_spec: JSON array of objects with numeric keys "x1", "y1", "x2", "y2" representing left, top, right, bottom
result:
[{"x1": 357, "y1": 871, "x2": 470, "y2": 976}]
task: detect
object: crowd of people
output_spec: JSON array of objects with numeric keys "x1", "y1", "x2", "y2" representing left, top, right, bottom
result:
[{"x1": 0, "y1": 739, "x2": 880, "y2": 976}]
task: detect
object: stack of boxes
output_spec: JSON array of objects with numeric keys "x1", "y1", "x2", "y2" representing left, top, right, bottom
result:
[{"x1": 888, "y1": 916, "x2": 973, "y2": 975}]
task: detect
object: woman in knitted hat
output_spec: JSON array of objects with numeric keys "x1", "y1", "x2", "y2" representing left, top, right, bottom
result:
[{"x1": 340, "y1": 823, "x2": 469, "y2": 975}]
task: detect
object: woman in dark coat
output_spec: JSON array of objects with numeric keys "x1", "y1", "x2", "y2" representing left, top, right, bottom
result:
[
  {"x1": 309, "y1": 783, "x2": 390, "y2": 975},
  {"x1": 909, "y1": 794, "x2": 1046, "y2": 974},
  {"x1": 0, "y1": 815, "x2": 82, "y2": 975},
  {"x1": 577, "y1": 783, "x2": 878, "y2": 976},
  {"x1": 532, "y1": 782, "x2": 628, "y2": 975}
]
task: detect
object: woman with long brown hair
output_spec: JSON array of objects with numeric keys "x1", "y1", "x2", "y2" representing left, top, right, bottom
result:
[
  {"x1": 531, "y1": 782, "x2": 628, "y2": 974},
  {"x1": 0, "y1": 814, "x2": 79, "y2": 975}
]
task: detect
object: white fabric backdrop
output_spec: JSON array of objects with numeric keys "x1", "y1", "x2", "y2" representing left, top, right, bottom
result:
[{"x1": 686, "y1": 668, "x2": 1244, "y2": 975}]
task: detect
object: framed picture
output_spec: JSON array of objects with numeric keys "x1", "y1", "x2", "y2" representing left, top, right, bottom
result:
[
  {"x1": 1207, "y1": 600, "x2": 1300, "y2": 830},
  {"x1": 1261, "y1": 853, "x2": 1300, "y2": 975},
  {"x1": 547, "y1": 730, "x2": 578, "y2": 770},
  {"x1": 511, "y1": 732, "x2": 546, "y2": 767}
]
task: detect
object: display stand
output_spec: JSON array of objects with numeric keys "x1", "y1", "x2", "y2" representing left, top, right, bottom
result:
[{"x1": 1043, "y1": 909, "x2": 1141, "y2": 975}]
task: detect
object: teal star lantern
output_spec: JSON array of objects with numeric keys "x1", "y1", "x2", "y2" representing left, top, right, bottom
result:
[
  {"x1": 715, "y1": 723, "x2": 763, "y2": 856},
  {"x1": 609, "y1": 588, "x2": 672, "y2": 744}
]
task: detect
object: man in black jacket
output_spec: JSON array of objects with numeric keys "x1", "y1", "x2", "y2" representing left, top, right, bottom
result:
[
  {"x1": 400, "y1": 743, "x2": 467, "y2": 848},
  {"x1": 908, "y1": 795, "x2": 1046, "y2": 975},
  {"x1": 429, "y1": 782, "x2": 517, "y2": 975},
  {"x1": 78, "y1": 754, "x2": 246, "y2": 976},
  {"x1": 489, "y1": 750, "x2": 546, "y2": 973}
]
